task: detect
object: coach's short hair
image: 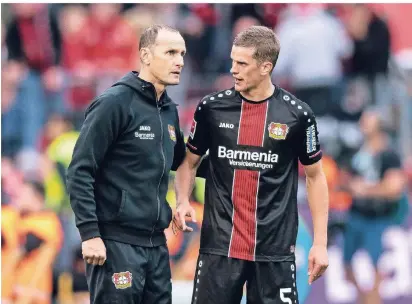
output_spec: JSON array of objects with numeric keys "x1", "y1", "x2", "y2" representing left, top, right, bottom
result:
[
  {"x1": 139, "y1": 24, "x2": 180, "y2": 50},
  {"x1": 233, "y1": 26, "x2": 281, "y2": 71}
]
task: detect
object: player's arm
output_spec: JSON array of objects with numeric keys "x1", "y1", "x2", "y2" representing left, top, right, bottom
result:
[
  {"x1": 175, "y1": 151, "x2": 203, "y2": 204},
  {"x1": 174, "y1": 100, "x2": 210, "y2": 231},
  {"x1": 171, "y1": 126, "x2": 209, "y2": 179},
  {"x1": 297, "y1": 108, "x2": 329, "y2": 284},
  {"x1": 304, "y1": 161, "x2": 329, "y2": 249}
]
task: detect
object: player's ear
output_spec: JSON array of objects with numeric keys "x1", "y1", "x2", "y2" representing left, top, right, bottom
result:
[
  {"x1": 140, "y1": 47, "x2": 152, "y2": 66},
  {"x1": 260, "y1": 61, "x2": 273, "y2": 76}
]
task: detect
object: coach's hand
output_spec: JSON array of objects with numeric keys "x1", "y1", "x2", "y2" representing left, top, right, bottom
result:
[
  {"x1": 308, "y1": 245, "x2": 328, "y2": 285},
  {"x1": 175, "y1": 201, "x2": 197, "y2": 233},
  {"x1": 82, "y1": 237, "x2": 106, "y2": 266}
]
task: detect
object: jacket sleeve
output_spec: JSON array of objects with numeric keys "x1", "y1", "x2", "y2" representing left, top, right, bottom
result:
[{"x1": 66, "y1": 95, "x2": 127, "y2": 241}]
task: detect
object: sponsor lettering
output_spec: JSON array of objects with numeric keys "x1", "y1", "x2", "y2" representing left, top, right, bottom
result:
[
  {"x1": 306, "y1": 125, "x2": 317, "y2": 153},
  {"x1": 219, "y1": 122, "x2": 234, "y2": 129},
  {"x1": 218, "y1": 146, "x2": 278, "y2": 170},
  {"x1": 135, "y1": 132, "x2": 155, "y2": 140}
]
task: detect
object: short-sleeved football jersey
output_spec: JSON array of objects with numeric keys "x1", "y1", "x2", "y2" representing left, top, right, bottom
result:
[{"x1": 187, "y1": 86, "x2": 322, "y2": 262}]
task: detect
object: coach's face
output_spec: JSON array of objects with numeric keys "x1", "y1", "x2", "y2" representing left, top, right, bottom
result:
[
  {"x1": 147, "y1": 30, "x2": 186, "y2": 86},
  {"x1": 230, "y1": 45, "x2": 267, "y2": 93}
]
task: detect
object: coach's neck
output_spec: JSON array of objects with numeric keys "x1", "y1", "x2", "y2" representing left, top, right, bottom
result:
[{"x1": 138, "y1": 68, "x2": 165, "y2": 101}]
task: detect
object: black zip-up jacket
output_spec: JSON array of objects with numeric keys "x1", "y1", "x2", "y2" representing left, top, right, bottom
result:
[{"x1": 67, "y1": 71, "x2": 192, "y2": 247}]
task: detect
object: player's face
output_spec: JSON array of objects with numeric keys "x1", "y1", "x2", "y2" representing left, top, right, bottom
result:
[
  {"x1": 147, "y1": 31, "x2": 186, "y2": 86},
  {"x1": 230, "y1": 45, "x2": 265, "y2": 93}
]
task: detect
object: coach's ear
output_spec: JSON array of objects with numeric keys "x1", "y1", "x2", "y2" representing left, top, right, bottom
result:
[
  {"x1": 260, "y1": 61, "x2": 273, "y2": 76},
  {"x1": 140, "y1": 47, "x2": 152, "y2": 66}
]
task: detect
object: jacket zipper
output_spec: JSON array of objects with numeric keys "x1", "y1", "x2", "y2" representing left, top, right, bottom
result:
[{"x1": 150, "y1": 93, "x2": 166, "y2": 246}]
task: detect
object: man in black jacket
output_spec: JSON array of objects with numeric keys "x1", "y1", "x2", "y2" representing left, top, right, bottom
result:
[{"x1": 67, "y1": 24, "x2": 194, "y2": 304}]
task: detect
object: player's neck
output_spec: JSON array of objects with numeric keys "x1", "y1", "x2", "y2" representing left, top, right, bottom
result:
[
  {"x1": 242, "y1": 79, "x2": 275, "y2": 102},
  {"x1": 138, "y1": 69, "x2": 165, "y2": 101}
]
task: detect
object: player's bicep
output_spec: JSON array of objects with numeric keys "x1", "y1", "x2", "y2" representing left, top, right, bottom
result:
[
  {"x1": 298, "y1": 110, "x2": 322, "y2": 165},
  {"x1": 187, "y1": 103, "x2": 209, "y2": 155}
]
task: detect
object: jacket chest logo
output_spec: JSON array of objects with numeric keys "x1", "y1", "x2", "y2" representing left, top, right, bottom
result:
[
  {"x1": 268, "y1": 122, "x2": 289, "y2": 140},
  {"x1": 135, "y1": 125, "x2": 155, "y2": 140},
  {"x1": 168, "y1": 125, "x2": 176, "y2": 142}
]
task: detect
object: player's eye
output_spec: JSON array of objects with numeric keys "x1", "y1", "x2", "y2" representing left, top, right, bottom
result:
[{"x1": 167, "y1": 50, "x2": 175, "y2": 55}]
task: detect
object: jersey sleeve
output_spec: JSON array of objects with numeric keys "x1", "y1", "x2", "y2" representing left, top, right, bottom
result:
[
  {"x1": 186, "y1": 100, "x2": 210, "y2": 156},
  {"x1": 297, "y1": 107, "x2": 323, "y2": 166}
]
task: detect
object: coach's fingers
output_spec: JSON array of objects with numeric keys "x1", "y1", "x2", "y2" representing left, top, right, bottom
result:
[
  {"x1": 177, "y1": 210, "x2": 187, "y2": 231},
  {"x1": 184, "y1": 225, "x2": 194, "y2": 232},
  {"x1": 98, "y1": 255, "x2": 106, "y2": 266},
  {"x1": 189, "y1": 208, "x2": 197, "y2": 223}
]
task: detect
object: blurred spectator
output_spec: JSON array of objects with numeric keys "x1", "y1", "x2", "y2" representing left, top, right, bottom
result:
[
  {"x1": 274, "y1": 4, "x2": 353, "y2": 116},
  {"x1": 1, "y1": 203, "x2": 20, "y2": 303},
  {"x1": 345, "y1": 4, "x2": 390, "y2": 78},
  {"x1": 10, "y1": 179, "x2": 64, "y2": 304},
  {"x1": 343, "y1": 109, "x2": 407, "y2": 304},
  {"x1": 61, "y1": 4, "x2": 139, "y2": 111},
  {"x1": 3, "y1": 4, "x2": 66, "y2": 157},
  {"x1": 53, "y1": 246, "x2": 89, "y2": 304},
  {"x1": 343, "y1": 4, "x2": 391, "y2": 110}
]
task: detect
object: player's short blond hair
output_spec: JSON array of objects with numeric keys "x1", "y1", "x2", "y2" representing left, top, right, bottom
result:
[{"x1": 233, "y1": 26, "x2": 281, "y2": 72}]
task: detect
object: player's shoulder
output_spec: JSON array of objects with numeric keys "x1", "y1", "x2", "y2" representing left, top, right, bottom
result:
[
  {"x1": 198, "y1": 88, "x2": 237, "y2": 106},
  {"x1": 276, "y1": 86, "x2": 314, "y2": 119}
]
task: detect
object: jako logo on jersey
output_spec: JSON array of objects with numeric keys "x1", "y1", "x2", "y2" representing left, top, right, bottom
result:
[
  {"x1": 218, "y1": 146, "x2": 278, "y2": 163},
  {"x1": 306, "y1": 125, "x2": 317, "y2": 153},
  {"x1": 189, "y1": 119, "x2": 197, "y2": 139},
  {"x1": 268, "y1": 122, "x2": 289, "y2": 140},
  {"x1": 168, "y1": 125, "x2": 176, "y2": 142},
  {"x1": 219, "y1": 122, "x2": 234, "y2": 129},
  {"x1": 139, "y1": 125, "x2": 151, "y2": 131},
  {"x1": 112, "y1": 271, "x2": 132, "y2": 289}
]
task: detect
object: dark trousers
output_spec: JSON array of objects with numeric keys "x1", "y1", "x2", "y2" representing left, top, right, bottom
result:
[
  {"x1": 191, "y1": 253, "x2": 299, "y2": 304},
  {"x1": 86, "y1": 240, "x2": 171, "y2": 304}
]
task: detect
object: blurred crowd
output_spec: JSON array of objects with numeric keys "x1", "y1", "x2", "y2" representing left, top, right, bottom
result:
[{"x1": 1, "y1": 3, "x2": 412, "y2": 303}]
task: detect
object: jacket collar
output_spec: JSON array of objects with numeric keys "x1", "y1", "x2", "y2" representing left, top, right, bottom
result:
[{"x1": 112, "y1": 71, "x2": 176, "y2": 107}]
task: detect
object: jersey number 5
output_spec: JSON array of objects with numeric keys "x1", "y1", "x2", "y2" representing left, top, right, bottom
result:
[{"x1": 280, "y1": 288, "x2": 292, "y2": 304}]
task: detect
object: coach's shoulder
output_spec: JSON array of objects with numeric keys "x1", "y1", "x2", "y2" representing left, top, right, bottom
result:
[{"x1": 85, "y1": 89, "x2": 131, "y2": 117}]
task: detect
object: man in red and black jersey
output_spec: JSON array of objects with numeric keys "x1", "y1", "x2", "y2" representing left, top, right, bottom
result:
[{"x1": 175, "y1": 26, "x2": 329, "y2": 304}]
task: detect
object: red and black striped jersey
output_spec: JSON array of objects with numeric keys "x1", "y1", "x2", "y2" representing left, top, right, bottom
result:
[{"x1": 187, "y1": 86, "x2": 322, "y2": 262}]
